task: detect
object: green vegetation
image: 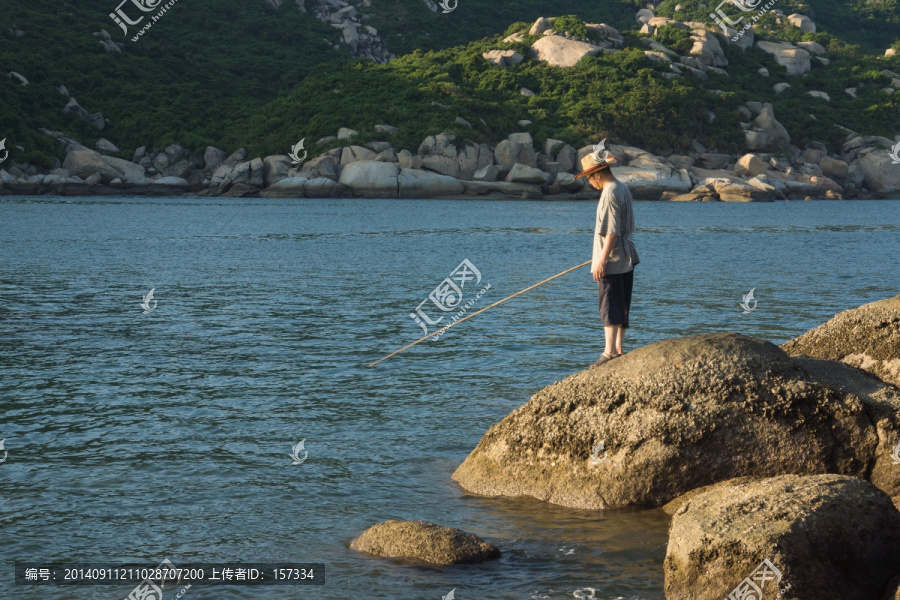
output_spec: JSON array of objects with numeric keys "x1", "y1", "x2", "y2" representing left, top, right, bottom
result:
[
  {"x1": 237, "y1": 36, "x2": 740, "y2": 158},
  {"x1": 367, "y1": 0, "x2": 640, "y2": 56},
  {"x1": 655, "y1": 25, "x2": 694, "y2": 54},
  {"x1": 656, "y1": 0, "x2": 900, "y2": 52},
  {"x1": 0, "y1": 0, "x2": 897, "y2": 167},
  {"x1": 239, "y1": 14, "x2": 897, "y2": 157},
  {"x1": 0, "y1": 0, "x2": 347, "y2": 166}
]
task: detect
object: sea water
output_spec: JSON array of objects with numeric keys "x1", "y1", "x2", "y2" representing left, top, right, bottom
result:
[{"x1": 1, "y1": 196, "x2": 899, "y2": 600}]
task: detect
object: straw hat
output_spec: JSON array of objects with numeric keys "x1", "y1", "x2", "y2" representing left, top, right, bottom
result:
[{"x1": 574, "y1": 138, "x2": 618, "y2": 179}]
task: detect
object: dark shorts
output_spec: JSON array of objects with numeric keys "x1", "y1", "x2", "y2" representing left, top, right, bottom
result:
[{"x1": 598, "y1": 269, "x2": 634, "y2": 327}]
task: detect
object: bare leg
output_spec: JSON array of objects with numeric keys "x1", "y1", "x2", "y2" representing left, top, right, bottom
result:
[
  {"x1": 614, "y1": 327, "x2": 626, "y2": 355},
  {"x1": 604, "y1": 325, "x2": 618, "y2": 357}
]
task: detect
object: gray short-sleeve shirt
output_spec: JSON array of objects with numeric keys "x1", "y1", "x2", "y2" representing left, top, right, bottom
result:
[{"x1": 592, "y1": 179, "x2": 640, "y2": 275}]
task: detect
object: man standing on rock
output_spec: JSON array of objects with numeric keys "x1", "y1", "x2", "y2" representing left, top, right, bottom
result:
[{"x1": 575, "y1": 141, "x2": 640, "y2": 368}]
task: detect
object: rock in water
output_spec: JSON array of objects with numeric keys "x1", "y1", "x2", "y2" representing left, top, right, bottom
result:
[
  {"x1": 664, "y1": 475, "x2": 900, "y2": 600},
  {"x1": 452, "y1": 332, "x2": 900, "y2": 509},
  {"x1": 782, "y1": 294, "x2": 900, "y2": 387},
  {"x1": 337, "y1": 161, "x2": 399, "y2": 198},
  {"x1": 350, "y1": 520, "x2": 500, "y2": 565}
]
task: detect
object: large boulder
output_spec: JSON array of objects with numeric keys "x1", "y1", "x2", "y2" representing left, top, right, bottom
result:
[
  {"x1": 340, "y1": 145, "x2": 377, "y2": 167},
  {"x1": 260, "y1": 176, "x2": 308, "y2": 198},
  {"x1": 782, "y1": 294, "x2": 900, "y2": 388},
  {"x1": 160, "y1": 159, "x2": 195, "y2": 179},
  {"x1": 304, "y1": 176, "x2": 345, "y2": 198},
  {"x1": 787, "y1": 13, "x2": 816, "y2": 32},
  {"x1": 204, "y1": 147, "x2": 226, "y2": 172},
  {"x1": 505, "y1": 163, "x2": 551, "y2": 184},
  {"x1": 696, "y1": 153, "x2": 732, "y2": 170},
  {"x1": 691, "y1": 177, "x2": 774, "y2": 201},
  {"x1": 734, "y1": 153, "x2": 767, "y2": 176},
  {"x1": 636, "y1": 8, "x2": 655, "y2": 25},
  {"x1": 507, "y1": 132, "x2": 533, "y2": 146},
  {"x1": 528, "y1": 17, "x2": 551, "y2": 36},
  {"x1": 858, "y1": 150, "x2": 900, "y2": 194},
  {"x1": 531, "y1": 35, "x2": 604, "y2": 67},
  {"x1": 756, "y1": 41, "x2": 811, "y2": 75},
  {"x1": 62, "y1": 149, "x2": 146, "y2": 184},
  {"x1": 218, "y1": 160, "x2": 252, "y2": 193},
  {"x1": 337, "y1": 160, "x2": 400, "y2": 198},
  {"x1": 457, "y1": 142, "x2": 493, "y2": 180},
  {"x1": 262, "y1": 155, "x2": 292, "y2": 186},
  {"x1": 473, "y1": 165, "x2": 500, "y2": 182},
  {"x1": 337, "y1": 127, "x2": 359, "y2": 141},
  {"x1": 223, "y1": 148, "x2": 247, "y2": 168},
  {"x1": 791, "y1": 356, "x2": 900, "y2": 507},
  {"x1": 664, "y1": 475, "x2": 900, "y2": 600},
  {"x1": 248, "y1": 157, "x2": 264, "y2": 188},
  {"x1": 452, "y1": 332, "x2": 900, "y2": 509},
  {"x1": 418, "y1": 133, "x2": 460, "y2": 178},
  {"x1": 374, "y1": 124, "x2": 399, "y2": 135},
  {"x1": 398, "y1": 168, "x2": 464, "y2": 198},
  {"x1": 350, "y1": 520, "x2": 500, "y2": 565},
  {"x1": 797, "y1": 40, "x2": 826, "y2": 55},
  {"x1": 608, "y1": 164, "x2": 691, "y2": 199},
  {"x1": 300, "y1": 155, "x2": 338, "y2": 180},
  {"x1": 749, "y1": 102, "x2": 791, "y2": 150},
  {"x1": 689, "y1": 29, "x2": 727, "y2": 67},
  {"x1": 482, "y1": 50, "x2": 524, "y2": 67},
  {"x1": 724, "y1": 25, "x2": 754, "y2": 49},
  {"x1": 819, "y1": 156, "x2": 849, "y2": 180},
  {"x1": 556, "y1": 172, "x2": 584, "y2": 191},
  {"x1": 551, "y1": 144, "x2": 577, "y2": 173},
  {"x1": 494, "y1": 139, "x2": 536, "y2": 171}
]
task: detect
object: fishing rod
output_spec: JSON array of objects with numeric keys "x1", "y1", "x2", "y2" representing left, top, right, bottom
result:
[{"x1": 368, "y1": 260, "x2": 592, "y2": 367}]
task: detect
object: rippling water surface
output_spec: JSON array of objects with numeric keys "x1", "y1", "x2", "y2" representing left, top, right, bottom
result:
[{"x1": 2, "y1": 196, "x2": 899, "y2": 600}]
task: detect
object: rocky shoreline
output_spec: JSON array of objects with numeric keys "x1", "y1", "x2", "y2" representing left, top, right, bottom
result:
[
  {"x1": 4, "y1": 124, "x2": 898, "y2": 200},
  {"x1": 351, "y1": 295, "x2": 900, "y2": 598},
  {"x1": 4, "y1": 12, "x2": 899, "y2": 201}
]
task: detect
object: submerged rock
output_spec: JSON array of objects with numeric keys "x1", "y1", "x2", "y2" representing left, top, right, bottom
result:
[
  {"x1": 665, "y1": 474, "x2": 900, "y2": 600},
  {"x1": 350, "y1": 520, "x2": 500, "y2": 565},
  {"x1": 453, "y1": 332, "x2": 900, "y2": 509},
  {"x1": 782, "y1": 294, "x2": 900, "y2": 387}
]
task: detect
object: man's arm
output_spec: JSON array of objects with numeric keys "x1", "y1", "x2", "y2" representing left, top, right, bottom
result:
[{"x1": 592, "y1": 232, "x2": 618, "y2": 282}]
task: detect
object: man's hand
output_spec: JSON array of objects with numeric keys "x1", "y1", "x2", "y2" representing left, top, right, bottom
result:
[{"x1": 592, "y1": 261, "x2": 605, "y2": 282}]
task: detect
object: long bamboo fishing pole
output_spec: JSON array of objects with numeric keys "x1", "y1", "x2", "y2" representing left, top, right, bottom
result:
[{"x1": 368, "y1": 260, "x2": 592, "y2": 367}]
